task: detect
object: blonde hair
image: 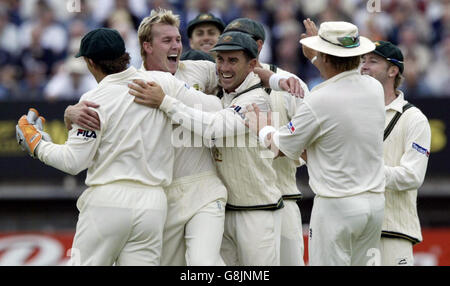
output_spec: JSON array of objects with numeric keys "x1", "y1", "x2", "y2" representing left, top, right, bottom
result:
[{"x1": 138, "y1": 8, "x2": 180, "y2": 63}]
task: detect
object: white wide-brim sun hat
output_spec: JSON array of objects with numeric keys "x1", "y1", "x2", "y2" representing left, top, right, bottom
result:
[{"x1": 300, "y1": 21, "x2": 375, "y2": 57}]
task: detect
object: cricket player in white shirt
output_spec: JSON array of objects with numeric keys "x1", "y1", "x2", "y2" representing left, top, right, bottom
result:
[
  {"x1": 224, "y1": 17, "x2": 309, "y2": 266},
  {"x1": 16, "y1": 28, "x2": 222, "y2": 266},
  {"x1": 16, "y1": 28, "x2": 172, "y2": 266},
  {"x1": 129, "y1": 31, "x2": 304, "y2": 266},
  {"x1": 64, "y1": 9, "x2": 227, "y2": 266},
  {"x1": 361, "y1": 41, "x2": 431, "y2": 266},
  {"x1": 245, "y1": 21, "x2": 386, "y2": 266}
]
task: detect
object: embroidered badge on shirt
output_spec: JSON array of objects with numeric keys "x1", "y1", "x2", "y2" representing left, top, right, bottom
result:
[
  {"x1": 231, "y1": 105, "x2": 245, "y2": 120},
  {"x1": 412, "y1": 142, "x2": 430, "y2": 157},
  {"x1": 287, "y1": 121, "x2": 296, "y2": 134}
]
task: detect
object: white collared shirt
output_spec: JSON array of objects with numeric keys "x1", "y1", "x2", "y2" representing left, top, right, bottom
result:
[
  {"x1": 36, "y1": 67, "x2": 220, "y2": 187},
  {"x1": 159, "y1": 72, "x2": 282, "y2": 208},
  {"x1": 384, "y1": 91, "x2": 431, "y2": 190},
  {"x1": 139, "y1": 62, "x2": 223, "y2": 179},
  {"x1": 273, "y1": 69, "x2": 386, "y2": 197},
  {"x1": 382, "y1": 91, "x2": 431, "y2": 242}
]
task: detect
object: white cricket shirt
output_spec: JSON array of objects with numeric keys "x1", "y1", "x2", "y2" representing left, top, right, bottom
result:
[
  {"x1": 273, "y1": 69, "x2": 386, "y2": 198},
  {"x1": 36, "y1": 66, "x2": 219, "y2": 187},
  {"x1": 382, "y1": 91, "x2": 431, "y2": 243},
  {"x1": 160, "y1": 72, "x2": 283, "y2": 209},
  {"x1": 140, "y1": 61, "x2": 222, "y2": 179}
]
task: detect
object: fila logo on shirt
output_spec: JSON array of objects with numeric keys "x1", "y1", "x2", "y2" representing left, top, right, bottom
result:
[
  {"x1": 287, "y1": 121, "x2": 296, "y2": 134},
  {"x1": 77, "y1": 129, "x2": 97, "y2": 139},
  {"x1": 412, "y1": 142, "x2": 430, "y2": 157}
]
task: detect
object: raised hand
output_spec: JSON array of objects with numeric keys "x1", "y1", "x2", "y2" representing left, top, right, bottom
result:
[{"x1": 300, "y1": 18, "x2": 319, "y2": 61}]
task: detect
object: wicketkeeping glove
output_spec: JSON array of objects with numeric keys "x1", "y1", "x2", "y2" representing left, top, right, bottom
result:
[
  {"x1": 33, "y1": 114, "x2": 53, "y2": 143},
  {"x1": 16, "y1": 108, "x2": 52, "y2": 157}
]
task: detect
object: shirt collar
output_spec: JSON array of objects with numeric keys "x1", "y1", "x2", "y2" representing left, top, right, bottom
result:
[
  {"x1": 98, "y1": 66, "x2": 138, "y2": 87},
  {"x1": 223, "y1": 72, "x2": 260, "y2": 98},
  {"x1": 385, "y1": 90, "x2": 407, "y2": 113},
  {"x1": 311, "y1": 69, "x2": 360, "y2": 92}
]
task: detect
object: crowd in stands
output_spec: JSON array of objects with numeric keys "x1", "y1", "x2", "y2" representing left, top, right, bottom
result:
[{"x1": 0, "y1": 0, "x2": 448, "y2": 101}]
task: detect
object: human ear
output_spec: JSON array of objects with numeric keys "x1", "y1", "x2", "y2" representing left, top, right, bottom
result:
[{"x1": 388, "y1": 65, "x2": 399, "y2": 78}]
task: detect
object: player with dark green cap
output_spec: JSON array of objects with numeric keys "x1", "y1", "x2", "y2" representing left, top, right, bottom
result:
[
  {"x1": 129, "y1": 30, "x2": 287, "y2": 266},
  {"x1": 186, "y1": 12, "x2": 225, "y2": 54},
  {"x1": 224, "y1": 18, "x2": 310, "y2": 266},
  {"x1": 24, "y1": 27, "x2": 226, "y2": 266},
  {"x1": 361, "y1": 40, "x2": 431, "y2": 266},
  {"x1": 75, "y1": 28, "x2": 126, "y2": 61}
]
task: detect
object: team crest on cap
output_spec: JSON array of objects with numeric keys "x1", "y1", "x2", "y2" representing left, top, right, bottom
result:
[
  {"x1": 199, "y1": 14, "x2": 212, "y2": 20},
  {"x1": 228, "y1": 21, "x2": 242, "y2": 29},
  {"x1": 222, "y1": 35, "x2": 233, "y2": 42}
]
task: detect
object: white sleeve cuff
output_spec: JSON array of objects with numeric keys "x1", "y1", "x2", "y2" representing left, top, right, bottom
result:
[
  {"x1": 159, "y1": 95, "x2": 177, "y2": 113},
  {"x1": 269, "y1": 74, "x2": 289, "y2": 91},
  {"x1": 259, "y1": 126, "x2": 276, "y2": 147}
]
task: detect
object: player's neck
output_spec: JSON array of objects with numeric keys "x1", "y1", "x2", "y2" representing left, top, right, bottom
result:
[
  {"x1": 92, "y1": 70, "x2": 106, "y2": 83},
  {"x1": 383, "y1": 84, "x2": 398, "y2": 106}
]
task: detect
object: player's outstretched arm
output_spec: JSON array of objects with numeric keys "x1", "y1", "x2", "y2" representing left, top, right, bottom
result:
[
  {"x1": 17, "y1": 107, "x2": 102, "y2": 175},
  {"x1": 253, "y1": 67, "x2": 304, "y2": 98},
  {"x1": 129, "y1": 79, "x2": 250, "y2": 141}
]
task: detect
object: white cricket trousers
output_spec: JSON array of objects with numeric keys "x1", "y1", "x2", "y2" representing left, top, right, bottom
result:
[
  {"x1": 69, "y1": 181, "x2": 167, "y2": 266},
  {"x1": 308, "y1": 192, "x2": 385, "y2": 266},
  {"x1": 161, "y1": 171, "x2": 227, "y2": 266},
  {"x1": 280, "y1": 200, "x2": 305, "y2": 266},
  {"x1": 221, "y1": 209, "x2": 282, "y2": 266},
  {"x1": 380, "y1": 237, "x2": 414, "y2": 266}
]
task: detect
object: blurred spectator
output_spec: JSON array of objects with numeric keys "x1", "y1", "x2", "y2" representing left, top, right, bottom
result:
[
  {"x1": 19, "y1": 0, "x2": 72, "y2": 22},
  {"x1": 18, "y1": 0, "x2": 68, "y2": 72},
  {"x1": 354, "y1": 1, "x2": 393, "y2": 41},
  {"x1": 427, "y1": 0, "x2": 450, "y2": 46},
  {"x1": 92, "y1": 0, "x2": 149, "y2": 29},
  {"x1": 185, "y1": 0, "x2": 225, "y2": 23},
  {"x1": 400, "y1": 55, "x2": 432, "y2": 98},
  {"x1": 105, "y1": 10, "x2": 142, "y2": 68},
  {"x1": 19, "y1": 25, "x2": 59, "y2": 77},
  {"x1": 0, "y1": 65, "x2": 20, "y2": 101},
  {"x1": 66, "y1": 19, "x2": 88, "y2": 57},
  {"x1": 387, "y1": 0, "x2": 432, "y2": 45},
  {"x1": 4, "y1": 0, "x2": 22, "y2": 26},
  {"x1": 0, "y1": 0, "x2": 447, "y2": 101},
  {"x1": 0, "y1": 4, "x2": 20, "y2": 58},
  {"x1": 15, "y1": 63, "x2": 47, "y2": 101},
  {"x1": 66, "y1": 0, "x2": 98, "y2": 32},
  {"x1": 44, "y1": 57, "x2": 97, "y2": 102},
  {"x1": 398, "y1": 24, "x2": 432, "y2": 79},
  {"x1": 237, "y1": 0, "x2": 272, "y2": 63},
  {"x1": 274, "y1": 20, "x2": 302, "y2": 73},
  {"x1": 316, "y1": 0, "x2": 353, "y2": 23},
  {"x1": 424, "y1": 34, "x2": 450, "y2": 96}
]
